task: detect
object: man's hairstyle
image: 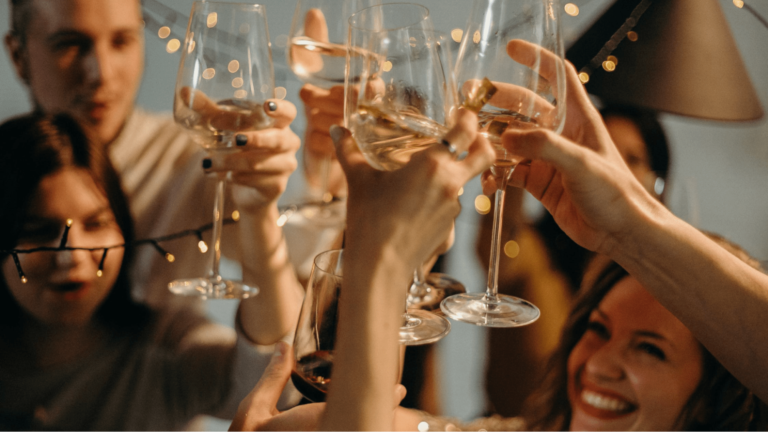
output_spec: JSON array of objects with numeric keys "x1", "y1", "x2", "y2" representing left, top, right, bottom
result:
[{"x1": 9, "y1": 0, "x2": 34, "y2": 47}]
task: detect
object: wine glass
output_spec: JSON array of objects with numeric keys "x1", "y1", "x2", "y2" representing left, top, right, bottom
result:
[
  {"x1": 291, "y1": 249, "x2": 343, "y2": 402},
  {"x1": 345, "y1": 4, "x2": 456, "y2": 345},
  {"x1": 287, "y1": 0, "x2": 379, "y2": 225},
  {"x1": 169, "y1": 1, "x2": 275, "y2": 299},
  {"x1": 441, "y1": 0, "x2": 567, "y2": 327}
]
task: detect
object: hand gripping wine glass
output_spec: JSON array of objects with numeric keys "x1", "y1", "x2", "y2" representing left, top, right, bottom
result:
[
  {"x1": 441, "y1": 0, "x2": 567, "y2": 327},
  {"x1": 346, "y1": 3, "x2": 465, "y2": 345},
  {"x1": 169, "y1": 1, "x2": 275, "y2": 299},
  {"x1": 287, "y1": 0, "x2": 379, "y2": 224}
]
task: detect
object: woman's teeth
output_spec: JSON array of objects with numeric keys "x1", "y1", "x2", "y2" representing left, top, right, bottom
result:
[{"x1": 581, "y1": 389, "x2": 631, "y2": 413}]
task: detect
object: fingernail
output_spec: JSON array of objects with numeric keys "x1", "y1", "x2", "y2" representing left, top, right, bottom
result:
[
  {"x1": 202, "y1": 158, "x2": 212, "y2": 169},
  {"x1": 236, "y1": 134, "x2": 248, "y2": 146},
  {"x1": 329, "y1": 125, "x2": 344, "y2": 145},
  {"x1": 266, "y1": 101, "x2": 278, "y2": 112}
]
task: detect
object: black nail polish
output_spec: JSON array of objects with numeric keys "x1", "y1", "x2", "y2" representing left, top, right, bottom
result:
[
  {"x1": 236, "y1": 135, "x2": 248, "y2": 146},
  {"x1": 202, "y1": 158, "x2": 212, "y2": 169},
  {"x1": 267, "y1": 101, "x2": 278, "y2": 112}
]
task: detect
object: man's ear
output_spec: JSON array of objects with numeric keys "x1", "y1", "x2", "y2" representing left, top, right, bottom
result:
[{"x1": 5, "y1": 32, "x2": 30, "y2": 85}]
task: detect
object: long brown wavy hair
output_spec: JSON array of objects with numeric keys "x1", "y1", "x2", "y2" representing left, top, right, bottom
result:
[{"x1": 523, "y1": 237, "x2": 767, "y2": 430}]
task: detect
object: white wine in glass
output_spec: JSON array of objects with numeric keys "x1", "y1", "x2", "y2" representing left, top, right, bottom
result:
[{"x1": 169, "y1": 1, "x2": 275, "y2": 299}]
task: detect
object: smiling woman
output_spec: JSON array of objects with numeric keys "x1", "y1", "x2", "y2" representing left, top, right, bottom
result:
[{"x1": 523, "y1": 249, "x2": 767, "y2": 431}]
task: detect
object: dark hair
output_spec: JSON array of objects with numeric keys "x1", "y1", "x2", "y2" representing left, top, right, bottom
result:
[
  {"x1": 0, "y1": 112, "x2": 150, "y2": 331},
  {"x1": 600, "y1": 104, "x2": 671, "y2": 187},
  {"x1": 524, "y1": 244, "x2": 766, "y2": 430}
]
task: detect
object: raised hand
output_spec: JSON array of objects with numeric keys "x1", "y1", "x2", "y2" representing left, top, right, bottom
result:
[{"x1": 205, "y1": 99, "x2": 301, "y2": 209}]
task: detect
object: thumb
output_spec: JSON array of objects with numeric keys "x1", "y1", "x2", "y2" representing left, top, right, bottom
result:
[
  {"x1": 330, "y1": 125, "x2": 368, "y2": 175},
  {"x1": 249, "y1": 342, "x2": 293, "y2": 409},
  {"x1": 229, "y1": 342, "x2": 292, "y2": 431},
  {"x1": 394, "y1": 384, "x2": 407, "y2": 406}
]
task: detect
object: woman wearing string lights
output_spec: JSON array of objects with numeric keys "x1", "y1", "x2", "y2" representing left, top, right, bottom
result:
[{"x1": 0, "y1": 113, "x2": 302, "y2": 430}]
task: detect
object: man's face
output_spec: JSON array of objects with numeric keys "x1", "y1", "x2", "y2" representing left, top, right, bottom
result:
[{"x1": 9, "y1": 0, "x2": 145, "y2": 144}]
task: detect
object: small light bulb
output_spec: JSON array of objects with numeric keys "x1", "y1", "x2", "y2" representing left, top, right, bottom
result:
[
  {"x1": 232, "y1": 210, "x2": 241, "y2": 221},
  {"x1": 21, "y1": 276, "x2": 28, "y2": 284},
  {"x1": 66, "y1": 218, "x2": 74, "y2": 227},
  {"x1": 166, "y1": 253, "x2": 176, "y2": 263},
  {"x1": 198, "y1": 240, "x2": 209, "y2": 253},
  {"x1": 96, "y1": 269, "x2": 104, "y2": 277}
]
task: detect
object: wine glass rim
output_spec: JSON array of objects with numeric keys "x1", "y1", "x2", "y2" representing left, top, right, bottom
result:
[
  {"x1": 191, "y1": 0, "x2": 266, "y2": 12},
  {"x1": 348, "y1": 2, "x2": 430, "y2": 33},
  {"x1": 313, "y1": 249, "x2": 344, "y2": 277}
]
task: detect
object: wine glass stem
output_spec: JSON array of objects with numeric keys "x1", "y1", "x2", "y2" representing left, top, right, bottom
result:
[
  {"x1": 486, "y1": 167, "x2": 512, "y2": 302},
  {"x1": 210, "y1": 175, "x2": 226, "y2": 283},
  {"x1": 410, "y1": 267, "x2": 430, "y2": 298},
  {"x1": 320, "y1": 155, "x2": 332, "y2": 202}
]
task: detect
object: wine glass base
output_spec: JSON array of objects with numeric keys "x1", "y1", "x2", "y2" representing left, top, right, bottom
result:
[
  {"x1": 168, "y1": 277, "x2": 259, "y2": 300},
  {"x1": 440, "y1": 293, "x2": 540, "y2": 328},
  {"x1": 399, "y1": 310, "x2": 451, "y2": 346},
  {"x1": 407, "y1": 273, "x2": 466, "y2": 315},
  {"x1": 296, "y1": 200, "x2": 346, "y2": 228}
]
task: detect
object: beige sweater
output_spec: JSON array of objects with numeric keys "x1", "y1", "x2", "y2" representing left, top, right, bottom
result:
[{"x1": 0, "y1": 307, "x2": 290, "y2": 430}]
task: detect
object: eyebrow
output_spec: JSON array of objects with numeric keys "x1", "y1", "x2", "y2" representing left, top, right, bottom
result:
[
  {"x1": 24, "y1": 206, "x2": 113, "y2": 225},
  {"x1": 46, "y1": 27, "x2": 142, "y2": 44}
]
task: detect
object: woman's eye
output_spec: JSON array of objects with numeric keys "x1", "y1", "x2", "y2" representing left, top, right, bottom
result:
[
  {"x1": 586, "y1": 320, "x2": 609, "y2": 339},
  {"x1": 639, "y1": 342, "x2": 666, "y2": 361},
  {"x1": 84, "y1": 217, "x2": 115, "y2": 231},
  {"x1": 19, "y1": 226, "x2": 61, "y2": 243}
]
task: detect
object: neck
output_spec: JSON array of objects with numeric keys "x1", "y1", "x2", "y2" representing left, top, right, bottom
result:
[{"x1": 0, "y1": 315, "x2": 108, "y2": 372}]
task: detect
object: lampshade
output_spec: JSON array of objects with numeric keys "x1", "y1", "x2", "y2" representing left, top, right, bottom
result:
[{"x1": 566, "y1": 0, "x2": 764, "y2": 121}]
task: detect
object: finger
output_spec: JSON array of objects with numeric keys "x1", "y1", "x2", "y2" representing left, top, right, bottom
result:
[
  {"x1": 237, "y1": 128, "x2": 301, "y2": 152},
  {"x1": 304, "y1": 8, "x2": 329, "y2": 42},
  {"x1": 455, "y1": 132, "x2": 495, "y2": 184},
  {"x1": 179, "y1": 87, "x2": 218, "y2": 118},
  {"x1": 506, "y1": 39, "x2": 564, "y2": 88},
  {"x1": 246, "y1": 342, "x2": 292, "y2": 409},
  {"x1": 307, "y1": 111, "x2": 343, "y2": 135},
  {"x1": 480, "y1": 170, "x2": 497, "y2": 195},
  {"x1": 300, "y1": 85, "x2": 345, "y2": 117},
  {"x1": 212, "y1": 151, "x2": 298, "y2": 174},
  {"x1": 424, "y1": 109, "x2": 478, "y2": 160},
  {"x1": 331, "y1": 125, "x2": 369, "y2": 175},
  {"x1": 394, "y1": 385, "x2": 407, "y2": 406},
  {"x1": 487, "y1": 81, "x2": 555, "y2": 119},
  {"x1": 305, "y1": 131, "x2": 336, "y2": 157},
  {"x1": 501, "y1": 128, "x2": 589, "y2": 175},
  {"x1": 257, "y1": 403, "x2": 326, "y2": 431},
  {"x1": 265, "y1": 99, "x2": 297, "y2": 129},
  {"x1": 230, "y1": 342, "x2": 292, "y2": 431}
]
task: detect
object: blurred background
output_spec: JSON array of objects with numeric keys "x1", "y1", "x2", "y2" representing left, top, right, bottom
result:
[{"x1": 1, "y1": 0, "x2": 766, "y2": 427}]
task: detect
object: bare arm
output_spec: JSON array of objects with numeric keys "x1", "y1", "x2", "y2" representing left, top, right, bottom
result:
[
  {"x1": 321, "y1": 111, "x2": 494, "y2": 430},
  {"x1": 492, "y1": 41, "x2": 768, "y2": 401},
  {"x1": 206, "y1": 99, "x2": 303, "y2": 345}
]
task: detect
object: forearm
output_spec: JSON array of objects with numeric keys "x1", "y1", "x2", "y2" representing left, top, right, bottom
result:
[
  {"x1": 238, "y1": 205, "x2": 303, "y2": 345},
  {"x1": 609, "y1": 203, "x2": 768, "y2": 401},
  {"x1": 320, "y1": 243, "x2": 411, "y2": 431}
]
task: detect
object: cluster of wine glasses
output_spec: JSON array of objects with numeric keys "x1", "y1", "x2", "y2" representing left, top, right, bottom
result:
[{"x1": 170, "y1": 0, "x2": 565, "y2": 402}]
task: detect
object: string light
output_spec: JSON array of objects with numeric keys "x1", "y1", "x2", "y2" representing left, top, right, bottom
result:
[
  {"x1": 564, "y1": 3, "x2": 579, "y2": 16},
  {"x1": 151, "y1": 241, "x2": 175, "y2": 262},
  {"x1": 97, "y1": 248, "x2": 108, "y2": 277},
  {"x1": 3, "y1": 200, "x2": 316, "y2": 284},
  {"x1": 59, "y1": 218, "x2": 73, "y2": 249},
  {"x1": 12, "y1": 253, "x2": 27, "y2": 284},
  {"x1": 196, "y1": 231, "x2": 209, "y2": 253},
  {"x1": 579, "y1": 72, "x2": 590, "y2": 83},
  {"x1": 451, "y1": 29, "x2": 463, "y2": 43}
]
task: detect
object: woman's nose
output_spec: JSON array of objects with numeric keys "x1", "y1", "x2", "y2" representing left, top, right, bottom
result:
[{"x1": 584, "y1": 340, "x2": 626, "y2": 382}]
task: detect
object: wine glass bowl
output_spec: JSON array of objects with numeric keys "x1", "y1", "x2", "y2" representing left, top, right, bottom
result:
[
  {"x1": 346, "y1": 4, "x2": 458, "y2": 172},
  {"x1": 168, "y1": 1, "x2": 275, "y2": 299},
  {"x1": 291, "y1": 249, "x2": 344, "y2": 402}
]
